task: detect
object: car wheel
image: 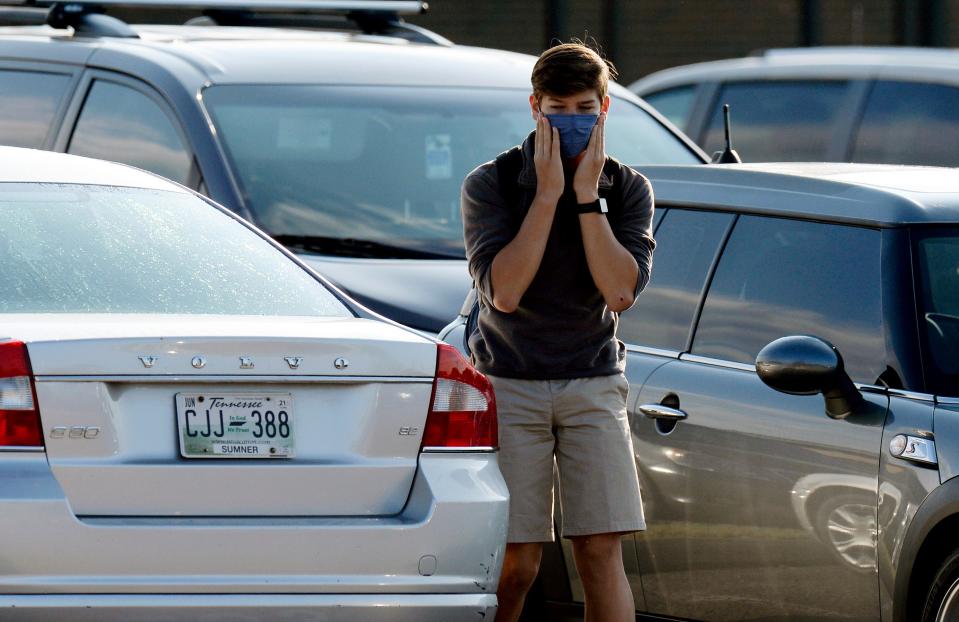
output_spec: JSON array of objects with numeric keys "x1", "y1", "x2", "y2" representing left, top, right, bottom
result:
[
  {"x1": 812, "y1": 493, "x2": 877, "y2": 572},
  {"x1": 921, "y1": 550, "x2": 959, "y2": 622}
]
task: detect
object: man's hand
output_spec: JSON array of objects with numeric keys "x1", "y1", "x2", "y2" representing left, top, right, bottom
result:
[
  {"x1": 574, "y1": 112, "x2": 640, "y2": 312},
  {"x1": 487, "y1": 114, "x2": 562, "y2": 313},
  {"x1": 534, "y1": 113, "x2": 564, "y2": 204},
  {"x1": 573, "y1": 112, "x2": 606, "y2": 203}
]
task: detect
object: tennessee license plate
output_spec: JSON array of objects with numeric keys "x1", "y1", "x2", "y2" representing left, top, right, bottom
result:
[{"x1": 175, "y1": 393, "x2": 294, "y2": 458}]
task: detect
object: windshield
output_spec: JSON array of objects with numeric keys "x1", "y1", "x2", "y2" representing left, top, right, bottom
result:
[
  {"x1": 203, "y1": 85, "x2": 700, "y2": 257},
  {"x1": 0, "y1": 183, "x2": 350, "y2": 317},
  {"x1": 914, "y1": 227, "x2": 959, "y2": 396}
]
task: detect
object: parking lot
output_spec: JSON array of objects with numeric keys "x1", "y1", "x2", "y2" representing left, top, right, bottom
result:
[{"x1": 2, "y1": 1, "x2": 959, "y2": 621}]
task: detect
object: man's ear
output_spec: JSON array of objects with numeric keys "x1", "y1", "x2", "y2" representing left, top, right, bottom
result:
[
  {"x1": 601, "y1": 95, "x2": 611, "y2": 114},
  {"x1": 529, "y1": 93, "x2": 540, "y2": 120}
]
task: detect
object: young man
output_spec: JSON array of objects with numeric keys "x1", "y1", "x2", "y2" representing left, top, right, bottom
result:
[{"x1": 461, "y1": 44, "x2": 654, "y2": 622}]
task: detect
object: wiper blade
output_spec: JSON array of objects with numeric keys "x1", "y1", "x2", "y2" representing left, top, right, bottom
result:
[{"x1": 273, "y1": 235, "x2": 462, "y2": 260}]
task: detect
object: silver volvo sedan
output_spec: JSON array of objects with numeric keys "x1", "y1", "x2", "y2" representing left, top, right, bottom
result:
[{"x1": 0, "y1": 147, "x2": 506, "y2": 621}]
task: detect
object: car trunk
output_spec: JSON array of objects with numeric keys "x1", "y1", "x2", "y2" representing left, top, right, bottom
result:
[{"x1": 11, "y1": 314, "x2": 437, "y2": 517}]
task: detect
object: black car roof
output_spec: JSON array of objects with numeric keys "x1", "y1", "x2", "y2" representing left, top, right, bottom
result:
[{"x1": 640, "y1": 163, "x2": 959, "y2": 227}]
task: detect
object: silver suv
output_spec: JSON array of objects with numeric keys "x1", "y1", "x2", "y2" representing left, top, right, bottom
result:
[
  {"x1": 0, "y1": 0, "x2": 705, "y2": 333},
  {"x1": 631, "y1": 46, "x2": 959, "y2": 167}
]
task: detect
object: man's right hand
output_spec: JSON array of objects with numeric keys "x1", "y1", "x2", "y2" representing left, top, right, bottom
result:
[
  {"x1": 487, "y1": 116, "x2": 564, "y2": 313},
  {"x1": 534, "y1": 114, "x2": 564, "y2": 204}
]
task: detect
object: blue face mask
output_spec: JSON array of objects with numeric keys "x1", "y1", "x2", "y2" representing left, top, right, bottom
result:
[{"x1": 544, "y1": 113, "x2": 599, "y2": 159}]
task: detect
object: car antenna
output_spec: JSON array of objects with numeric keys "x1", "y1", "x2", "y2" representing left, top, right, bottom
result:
[{"x1": 711, "y1": 104, "x2": 742, "y2": 164}]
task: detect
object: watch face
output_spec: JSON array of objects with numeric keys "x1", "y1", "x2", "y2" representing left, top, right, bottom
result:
[{"x1": 599, "y1": 198, "x2": 609, "y2": 213}]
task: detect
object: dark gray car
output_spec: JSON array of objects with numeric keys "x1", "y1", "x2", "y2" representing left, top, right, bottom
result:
[
  {"x1": 0, "y1": 0, "x2": 706, "y2": 333},
  {"x1": 443, "y1": 162, "x2": 959, "y2": 622}
]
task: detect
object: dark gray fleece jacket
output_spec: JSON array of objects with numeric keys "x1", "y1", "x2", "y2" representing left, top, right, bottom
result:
[{"x1": 462, "y1": 131, "x2": 656, "y2": 380}]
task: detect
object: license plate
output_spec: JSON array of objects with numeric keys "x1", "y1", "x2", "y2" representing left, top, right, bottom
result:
[{"x1": 175, "y1": 393, "x2": 294, "y2": 459}]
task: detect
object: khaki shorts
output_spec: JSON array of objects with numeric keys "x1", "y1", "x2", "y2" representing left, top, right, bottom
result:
[{"x1": 488, "y1": 373, "x2": 646, "y2": 543}]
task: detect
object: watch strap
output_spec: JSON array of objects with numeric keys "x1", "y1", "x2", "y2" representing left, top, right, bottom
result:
[{"x1": 575, "y1": 198, "x2": 609, "y2": 214}]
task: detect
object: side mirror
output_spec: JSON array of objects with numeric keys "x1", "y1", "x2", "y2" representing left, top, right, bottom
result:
[{"x1": 755, "y1": 335, "x2": 863, "y2": 419}]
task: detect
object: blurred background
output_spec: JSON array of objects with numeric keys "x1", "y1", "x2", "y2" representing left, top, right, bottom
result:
[
  {"x1": 407, "y1": 0, "x2": 956, "y2": 83},
  {"x1": 118, "y1": 1, "x2": 959, "y2": 84}
]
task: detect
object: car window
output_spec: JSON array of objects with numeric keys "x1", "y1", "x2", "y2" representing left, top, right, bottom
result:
[
  {"x1": 702, "y1": 80, "x2": 850, "y2": 161},
  {"x1": 853, "y1": 81, "x2": 959, "y2": 167},
  {"x1": 0, "y1": 70, "x2": 71, "y2": 148},
  {"x1": 0, "y1": 183, "x2": 350, "y2": 317},
  {"x1": 68, "y1": 80, "x2": 192, "y2": 184},
  {"x1": 202, "y1": 85, "x2": 700, "y2": 258},
  {"x1": 620, "y1": 209, "x2": 733, "y2": 351},
  {"x1": 692, "y1": 216, "x2": 883, "y2": 383},
  {"x1": 642, "y1": 85, "x2": 697, "y2": 129},
  {"x1": 913, "y1": 227, "x2": 959, "y2": 396}
]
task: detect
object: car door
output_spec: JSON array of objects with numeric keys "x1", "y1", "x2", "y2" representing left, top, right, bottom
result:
[
  {"x1": 551, "y1": 205, "x2": 732, "y2": 608},
  {"x1": 57, "y1": 71, "x2": 200, "y2": 189},
  {"x1": 640, "y1": 84, "x2": 699, "y2": 131},
  {"x1": 697, "y1": 80, "x2": 860, "y2": 162},
  {"x1": 633, "y1": 214, "x2": 888, "y2": 621},
  {"x1": 0, "y1": 62, "x2": 80, "y2": 150},
  {"x1": 850, "y1": 79, "x2": 959, "y2": 167}
]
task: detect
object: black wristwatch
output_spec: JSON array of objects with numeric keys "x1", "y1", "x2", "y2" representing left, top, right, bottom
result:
[{"x1": 575, "y1": 198, "x2": 609, "y2": 215}]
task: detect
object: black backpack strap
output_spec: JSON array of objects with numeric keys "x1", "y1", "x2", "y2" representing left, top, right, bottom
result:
[
  {"x1": 494, "y1": 145, "x2": 526, "y2": 208},
  {"x1": 463, "y1": 287, "x2": 480, "y2": 356},
  {"x1": 599, "y1": 157, "x2": 627, "y2": 213}
]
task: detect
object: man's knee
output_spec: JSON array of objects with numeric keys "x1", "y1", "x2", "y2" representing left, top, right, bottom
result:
[
  {"x1": 498, "y1": 543, "x2": 543, "y2": 594},
  {"x1": 500, "y1": 562, "x2": 540, "y2": 594},
  {"x1": 570, "y1": 533, "x2": 625, "y2": 581}
]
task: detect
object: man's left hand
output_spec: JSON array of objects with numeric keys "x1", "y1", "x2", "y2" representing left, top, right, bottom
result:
[{"x1": 573, "y1": 112, "x2": 606, "y2": 203}]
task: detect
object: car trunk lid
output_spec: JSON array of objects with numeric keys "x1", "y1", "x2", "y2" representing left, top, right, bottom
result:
[{"x1": 10, "y1": 314, "x2": 437, "y2": 517}]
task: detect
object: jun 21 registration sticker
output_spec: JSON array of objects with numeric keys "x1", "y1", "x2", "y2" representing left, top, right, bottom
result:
[{"x1": 175, "y1": 394, "x2": 295, "y2": 459}]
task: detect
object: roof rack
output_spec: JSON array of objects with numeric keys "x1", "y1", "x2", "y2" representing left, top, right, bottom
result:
[
  {"x1": 0, "y1": 0, "x2": 447, "y2": 44},
  {"x1": 0, "y1": 1, "x2": 140, "y2": 36}
]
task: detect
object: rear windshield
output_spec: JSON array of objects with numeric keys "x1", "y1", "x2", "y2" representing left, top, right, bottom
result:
[
  {"x1": 914, "y1": 227, "x2": 959, "y2": 396},
  {"x1": 202, "y1": 85, "x2": 700, "y2": 257},
  {"x1": 0, "y1": 183, "x2": 351, "y2": 317}
]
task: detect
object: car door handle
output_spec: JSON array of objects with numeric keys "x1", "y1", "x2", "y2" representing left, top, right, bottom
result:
[{"x1": 638, "y1": 404, "x2": 688, "y2": 420}]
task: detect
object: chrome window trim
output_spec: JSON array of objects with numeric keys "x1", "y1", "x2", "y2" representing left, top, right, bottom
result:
[
  {"x1": 887, "y1": 388, "x2": 936, "y2": 403},
  {"x1": 625, "y1": 344, "x2": 682, "y2": 358},
  {"x1": 936, "y1": 396, "x2": 959, "y2": 405},
  {"x1": 421, "y1": 447, "x2": 497, "y2": 453},
  {"x1": 679, "y1": 353, "x2": 755, "y2": 372},
  {"x1": 34, "y1": 374, "x2": 433, "y2": 384},
  {"x1": 856, "y1": 383, "x2": 889, "y2": 396},
  {"x1": 854, "y1": 384, "x2": 933, "y2": 402}
]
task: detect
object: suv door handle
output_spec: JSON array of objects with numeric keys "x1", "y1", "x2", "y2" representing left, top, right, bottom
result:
[{"x1": 638, "y1": 404, "x2": 688, "y2": 420}]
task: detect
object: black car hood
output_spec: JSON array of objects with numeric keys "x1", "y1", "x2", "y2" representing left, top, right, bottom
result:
[{"x1": 299, "y1": 254, "x2": 471, "y2": 334}]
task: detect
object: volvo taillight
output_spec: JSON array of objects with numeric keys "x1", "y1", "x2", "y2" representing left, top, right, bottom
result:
[
  {"x1": 422, "y1": 344, "x2": 497, "y2": 450},
  {"x1": 0, "y1": 341, "x2": 43, "y2": 448}
]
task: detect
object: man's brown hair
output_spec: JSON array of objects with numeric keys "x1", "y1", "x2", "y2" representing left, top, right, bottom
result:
[{"x1": 531, "y1": 42, "x2": 619, "y2": 102}]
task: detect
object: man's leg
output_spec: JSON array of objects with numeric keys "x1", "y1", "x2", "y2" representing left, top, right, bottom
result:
[
  {"x1": 570, "y1": 533, "x2": 634, "y2": 622},
  {"x1": 495, "y1": 542, "x2": 544, "y2": 622},
  {"x1": 553, "y1": 374, "x2": 645, "y2": 622},
  {"x1": 485, "y1": 376, "x2": 557, "y2": 622}
]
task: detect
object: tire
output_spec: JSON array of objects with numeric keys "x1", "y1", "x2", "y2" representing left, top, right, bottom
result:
[{"x1": 921, "y1": 549, "x2": 959, "y2": 622}]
